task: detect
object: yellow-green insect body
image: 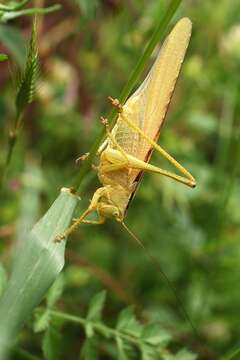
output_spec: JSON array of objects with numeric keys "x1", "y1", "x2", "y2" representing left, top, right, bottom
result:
[{"x1": 56, "y1": 17, "x2": 196, "y2": 240}]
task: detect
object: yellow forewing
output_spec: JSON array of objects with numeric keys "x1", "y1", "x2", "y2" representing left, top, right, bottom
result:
[{"x1": 114, "y1": 18, "x2": 192, "y2": 168}]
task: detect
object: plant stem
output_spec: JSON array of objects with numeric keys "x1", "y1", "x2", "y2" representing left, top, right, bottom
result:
[
  {"x1": 210, "y1": 85, "x2": 239, "y2": 243},
  {"x1": 0, "y1": 113, "x2": 22, "y2": 186},
  {"x1": 215, "y1": 128, "x2": 240, "y2": 235},
  {"x1": 50, "y1": 309, "x2": 166, "y2": 353},
  {"x1": 0, "y1": 133, "x2": 16, "y2": 186},
  {"x1": 73, "y1": 0, "x2": 183, "y2": 192}
]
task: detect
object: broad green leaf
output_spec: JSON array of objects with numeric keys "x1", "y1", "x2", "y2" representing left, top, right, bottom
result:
[
  {"x1": 86, "y1": 290, "x2": 106, "y2": 322},
  {"x1": 16, "y1": 160, "x2": 43, "y2": 246},
  {"x1": 0, "y1": 263, "x2": 7, "y2": 298},
  {"x1": 0, "y1": 189, "x2": 78, "y2": 359},
  {"x1": 0, "y1": 24, "x2": 26, "y2": 66},
  {"x1": 42, "y1": 325, "x2": 63, "y2": 360}
]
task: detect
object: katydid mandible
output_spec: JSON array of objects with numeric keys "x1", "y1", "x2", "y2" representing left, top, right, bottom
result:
[{"x1": 56, "y1": 17, "x2": 196, "y2": 241}]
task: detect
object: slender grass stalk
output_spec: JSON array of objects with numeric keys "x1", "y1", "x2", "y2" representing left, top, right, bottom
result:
[
  {"x1": 215, "y1": 86, "x2": 236, "y2": 172},
  {"x1": 214, "y1": 127, "x2": 240, "y2": 239},
  {"x1": 209, "y1": 85, "x2": 239, "y2": 243},
  {"x1": 73, "y1": 0, "x2": 183, "y2": 192},
  {"x1": 221, "y1": 346, "x2": 240, "y2": 360}
]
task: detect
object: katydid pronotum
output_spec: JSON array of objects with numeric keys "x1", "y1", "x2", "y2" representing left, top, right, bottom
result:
[{"x1": 56, "y1": 17, "x2": 196, "y2": 242}]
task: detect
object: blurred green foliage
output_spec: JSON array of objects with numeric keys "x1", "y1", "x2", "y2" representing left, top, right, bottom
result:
[{"x1": 0, "y1": 0, "x2": 240, "y2": 359}]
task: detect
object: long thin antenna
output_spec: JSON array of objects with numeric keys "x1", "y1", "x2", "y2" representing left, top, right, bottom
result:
[{"x1": 121, "y1": 221, "x2": 199, "y2": 339}]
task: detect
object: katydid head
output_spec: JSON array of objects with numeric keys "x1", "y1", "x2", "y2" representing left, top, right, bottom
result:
[
  {"x1": 97, "y1": 184, "x2": 130, "y2": 223},
  {"x1": 98, "y1": 203, "x2": 122, "y2": 222}
]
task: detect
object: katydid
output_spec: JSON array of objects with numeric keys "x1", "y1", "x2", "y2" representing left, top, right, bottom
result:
[{"x1": 56, "y1": 17, "x2": 195, "y2": 241}]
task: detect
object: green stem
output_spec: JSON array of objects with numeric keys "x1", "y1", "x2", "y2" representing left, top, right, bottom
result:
[
  {"x1": 73, "y1": 0, "x2": 183, "y2": 192},
  {"x1": 50, "y1": 310, "x2": 166, "y2": 353},
  {"x1": 216, "y1": 128, "x2": 240, "y2": 233},
  {"x1": 215, "y1": 86, "x2": 236, "y2": 172},
  {"x1": 0, "y1": 131, "x2": 16, "y2": 186},
  {"x1": 220, "y1": 346, "x2": 240, "y2": 360},
  {"x1": 0, "y1": 112, "x2": 22, "y2": 186},
  {"x1": 5, "y1": 131, "x2": 17, "y2": 167}
]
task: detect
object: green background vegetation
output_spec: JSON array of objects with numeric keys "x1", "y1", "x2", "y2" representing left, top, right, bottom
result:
[{"x1": 0, "y1": 0, "x2": 240, "y2": 359}]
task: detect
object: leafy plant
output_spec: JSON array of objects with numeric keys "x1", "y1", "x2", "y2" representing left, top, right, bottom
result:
[{"x1": 35, "y1": 290, "x2": 197, "y2": 359}]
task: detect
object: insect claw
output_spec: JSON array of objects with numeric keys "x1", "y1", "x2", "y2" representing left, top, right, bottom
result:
[
  {"x1": 92, "y1": 164, "x2": 98, "y2": 171},
  {"x1": 100, "y1": 116, "x2": 108, "y2": 126},
  {"x1": 76, "y1": 152, "x2": 90, "y2": 164},
  {"x1": 54, "y1": 233, "x2": 65, "y2": 242},
  {"x1": 107, "y1": 96, "x2": 123, "y2": 112},
  {"x1": 190, "y1": 180, "x2": 196, "y2": 188}
]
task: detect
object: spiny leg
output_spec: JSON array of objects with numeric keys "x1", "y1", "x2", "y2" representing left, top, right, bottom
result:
[
  {"x1": 80, "y1": 218, "x2": 105, "y2": 225},
  {"x1": 55, "y1": 187, "x2": 107, "y2": 242},
  {"x1": 104, "y1": 146, "x2": 195, "y2": 188},
  {"x1": 108, "y1": 96, "x2": 196, "y2": 187},
  {"x1": 100, "y1": 163, "x2": 129, "y2": 173},
  {"x1": 55, "y1": 207, "x2": 94, "y2": 242},
  {"x1": 76, "y1": 152, "x2": 90, "y2": 164}
]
